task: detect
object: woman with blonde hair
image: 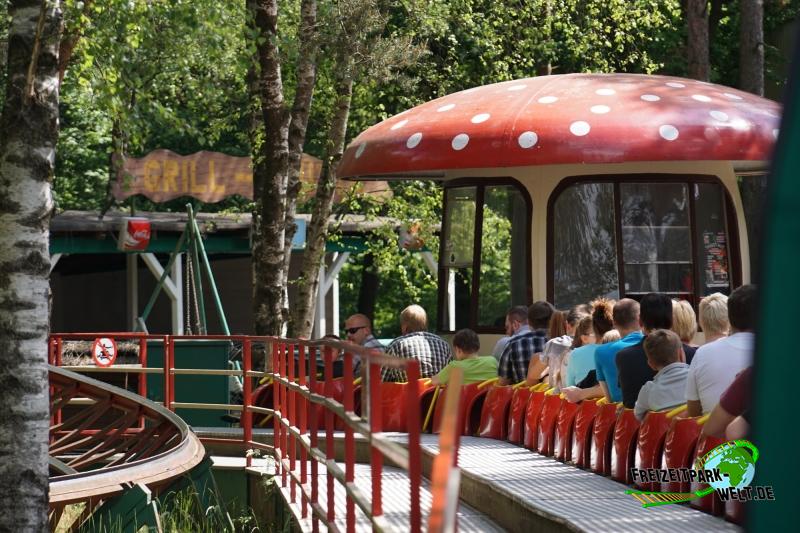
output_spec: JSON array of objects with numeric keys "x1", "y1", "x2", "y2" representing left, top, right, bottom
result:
[
  {"x1": 699, "y1": 292, "x2": 729, "y2": 344},
  {"x1": 672, "y1": 299, "x2": 698, "y2": 346}
]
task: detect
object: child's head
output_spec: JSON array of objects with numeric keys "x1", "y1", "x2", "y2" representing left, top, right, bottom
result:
[
  {"x1": 452, "y1": 329, "x2": 480, "y2": 360},
  {"x1": 643, "y1": 329, "x2": 683, "y2": 371}
]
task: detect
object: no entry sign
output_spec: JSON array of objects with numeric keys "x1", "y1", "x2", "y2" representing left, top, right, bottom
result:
[{"x1": 92, "y1": 337, "x2": 118, "y2": 367}]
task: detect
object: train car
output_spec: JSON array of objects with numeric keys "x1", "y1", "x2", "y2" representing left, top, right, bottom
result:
[{"x1": 338, "y1": 73, "x2": 780, "y2": 345}]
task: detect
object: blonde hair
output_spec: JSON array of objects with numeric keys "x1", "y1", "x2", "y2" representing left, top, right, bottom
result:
[
  {"x1": 671, "y1": 299, "x2": 698, "y2": 343},
  {"x1": 602, "y1": 329, "x2": 621, "y2": 343},
  {"x1": 400, "y1": 304, "x2": 427, "y2": 333},
  {"x1": 699, "y1": 293, "x2": 730, "y2": 337}
]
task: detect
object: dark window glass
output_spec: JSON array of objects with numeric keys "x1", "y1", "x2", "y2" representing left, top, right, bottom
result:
[
  {"x1": 620, "y1": 183, "x2": 692, "y2": 298},
  {"x1": 478, "y1": 186, "x2": 528, "y2": 327},
  {"x1": 694, "y1": 183, "x2": 732, "y2": 296},
  {"x1": 737, "y1": 175, "x2": 768, "y2": 281},
  {"x1": 553, "y1": 182, "x2": 619, "y2": 308}
]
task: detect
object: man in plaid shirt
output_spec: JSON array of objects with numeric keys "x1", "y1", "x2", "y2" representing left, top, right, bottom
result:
[
  {"x1": 382, "y1": 305, "x2": 453, "y2": 382},
  {"x1": 498, "y1": 301, "x2": 555, "y2": 385}
]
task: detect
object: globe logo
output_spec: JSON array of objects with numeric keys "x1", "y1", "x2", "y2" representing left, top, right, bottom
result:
[{"x1": 698, "y1": 440, "x2": 759, "y2": 491}]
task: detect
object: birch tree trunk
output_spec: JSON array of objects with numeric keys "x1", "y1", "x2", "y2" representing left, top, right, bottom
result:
[
  {"x1": 291, "y1": 60, "x2": 355, "y2": 338},
  {"x1": 0, "y1": 1, "x2": 63, "y2": 530},
  {"x1": 687, "y1": 0, "x2": 710, "y2": 81},
  {"x1": 250, "y1": 0, "x2": 290, "y2": 335},
  {"x1": 739, "y1": 0, "x2": 764, "y2": 96}
]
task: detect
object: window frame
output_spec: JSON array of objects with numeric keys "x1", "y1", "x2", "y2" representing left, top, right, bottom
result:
[
  {"x1": 546, "y1": 174, "x2": 742, "y2": 309},
  {"x1": 438, "y1": 177, "x2": 533, "y2": 334}
]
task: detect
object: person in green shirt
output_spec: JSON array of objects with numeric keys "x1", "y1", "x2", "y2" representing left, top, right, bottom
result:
[{"x1": 432, "y1": 329, "x2": 499, "y2": 386}]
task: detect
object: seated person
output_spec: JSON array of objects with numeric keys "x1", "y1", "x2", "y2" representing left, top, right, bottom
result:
[
  {"x1": 382, "y1": 304, "x2": 452, "y2": 382},
  {"x1": 702, "y1": 366, "x2": 751, "y2": 440},
  {"x1": 431, "y1": 329, "x2": 498, "y2": 386},
  {"x1": 498, "y1": 301, "x2": 554, "y2": 385},
  {"x1": 491, "y1": 306, "x2": 530, "y2": 360},
  {"x1": 533, "y1": 306, "x2": 587, "y2": 389},
  {"x1": 698, "y1": 292, "x2": 729, "y2": 344},
  {"x1": 634, "y1": 329, "x2": 689, "y2": 421},
  {"x1": 564, "y1": 315, "x2": 598, "y2": 387}
]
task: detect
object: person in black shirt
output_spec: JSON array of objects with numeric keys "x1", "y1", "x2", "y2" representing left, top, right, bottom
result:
[{"x1": 616, "y1": 293, "x2": 698, "y2": 408}]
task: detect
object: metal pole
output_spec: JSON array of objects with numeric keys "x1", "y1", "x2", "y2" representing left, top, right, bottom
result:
[
  {"x1": 186, "y1": 205, "x2": 207, "y2": 334},
  {"x1": 188, "y1": 204, "x2": 230, "y2": 335},
  {"x1": 138, "y1": 230, "x2": 187, "y2": 330}
]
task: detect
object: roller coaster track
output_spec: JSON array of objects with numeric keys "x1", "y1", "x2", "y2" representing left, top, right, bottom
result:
[{"x1": 48, "y1": 365, "x2": 206, "y2": 518}]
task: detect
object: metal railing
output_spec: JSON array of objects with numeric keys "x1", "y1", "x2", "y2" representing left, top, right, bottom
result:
[{"x1": 49, "y1": 333, "x2": 463, "y2": 532}]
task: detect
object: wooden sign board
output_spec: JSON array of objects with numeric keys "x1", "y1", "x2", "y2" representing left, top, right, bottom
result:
[{"x1": 113, "y1": 149, "x2": 322, "y2": 203}]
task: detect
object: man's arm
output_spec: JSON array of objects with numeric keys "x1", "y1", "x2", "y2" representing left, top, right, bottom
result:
[
  {"x1": 599, "y1": 381, "x2": 612, "y2": 403},
  {"x1": 633, "y1": 383, "x2": 650, "y2": 421},
  {"x1": 525, "y1": 355, "x2": 547, "y2": 386},
  {"x1": 702, "y1": 402, "x2": 735, "y2": 437},
  {"x1": 562, "y1": 383, "x2": 603, "y2": 403},
  {"x1": 684, "y1": 362, "x2": 701, "y2": 416}
]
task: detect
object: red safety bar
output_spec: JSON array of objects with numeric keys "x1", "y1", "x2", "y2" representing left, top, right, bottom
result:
[
  {"x1": 610, "y1": 408, "x2": 641, "y2": 483},
  {"x1": 590, "y1": 402, "x2": 619, "y2": 475},
  {"x1": 523, "y1": 389, "x2": 547, "y2": 449},
  {"x1": 571, "y1": 399, "x2": 599, "y2": 468},
  {"x1": 536, "y1": 393, "x2": 563, "y2": 456},
  {"x1": 476, "y1": 384, "x2": 513, "y2": 440},
  {"x1": 506, "y1": 386, "x2": 532, "y2": 444},
  {"x1": 554, "y1": 398, "x2": 580, "y2": 462},
  {"x1": 50, "y1": 333, "x2": 460, "y2": 533},
  {"x1": 634, "y1": 411, "x2": 672, "y2": 490}
]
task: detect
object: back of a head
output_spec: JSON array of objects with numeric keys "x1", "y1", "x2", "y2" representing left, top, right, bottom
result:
[
  {"x1": 401, "y1": 304, "x2": 428, "y2": 333},
  {"x1": 643, "y1": 329, "x2": 682, "y2": 368},
  {"x1": 728, "y1": 284, "x2": 758, "y2": 332},
  {"x1": 507, "y1": 305, "x2": 529, "y2": 324},
  {"x1": 602, "y1": 329, "x2": 621, "y2": 343},
  {"x1": 640, "y1": 293, "x2": 673, "y2": 331},
  {"x1": 699, "y1": 292, "x2": 729, "y2": 336},
  {"x1": 572, "y1": 315, "x2": 594, "y2": 348},
  {"x1": 453, "y1": 328, "x2": 480, "y2": 354},
  {"x1": 671, "y1": 299, "x2": 697, "y2": 343},
  {"x1": 528, "y1": 301, "x2": 555, "y2": 330},
  {"x1": 590, "y1": 298, "x2": 615, "y2": 337},
  {"x1": 613, "y1": 298, "x2": 640, "y2": 330},
  {"x1": 548, "y1": 310, "x2": 568, "y2": 338}
]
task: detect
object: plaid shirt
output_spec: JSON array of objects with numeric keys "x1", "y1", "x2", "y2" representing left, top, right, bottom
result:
[
  {"x1": 382, "y1": 331, "x2": 453, "y2": 382},
  {"x1": 498, "y1": 329, "x2": 548, "y2": 384}
]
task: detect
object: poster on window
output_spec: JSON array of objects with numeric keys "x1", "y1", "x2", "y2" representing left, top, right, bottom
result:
[{"x1": 703, "y1": 231, "x2": 729, "y2": 287}]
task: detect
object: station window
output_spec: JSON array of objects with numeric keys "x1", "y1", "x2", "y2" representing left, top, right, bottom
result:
[
  {"x1": 440, "y1": 182, "x2": 530, "y2": 332},
  {"x1": 551, "y1": 177, "x2": 736, "y2": 309}
]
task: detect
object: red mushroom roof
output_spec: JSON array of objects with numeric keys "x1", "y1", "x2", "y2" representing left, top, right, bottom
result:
[{"x1": 339, "y1": 73, "x2": 781, "y2": 178}]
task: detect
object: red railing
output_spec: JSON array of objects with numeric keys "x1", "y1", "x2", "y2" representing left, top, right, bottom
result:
[{"x1": 49, "y1": 333, "x2": 462, "y2": 532}]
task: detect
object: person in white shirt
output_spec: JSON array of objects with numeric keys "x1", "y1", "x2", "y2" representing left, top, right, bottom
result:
[
  {"x1": 491, "y1": 306, "x2": 530, "y2": 360},
  {"x1": 686, "y1": 285, "x2": 756, "y2": 416}
]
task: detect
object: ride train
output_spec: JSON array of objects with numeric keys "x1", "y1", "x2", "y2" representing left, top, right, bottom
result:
[{"x1": 338, "y1": 73, "x2": 779, "y2": 345}]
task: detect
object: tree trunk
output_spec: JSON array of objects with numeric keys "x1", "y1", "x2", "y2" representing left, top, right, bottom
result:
[
  {"x1": 281, "y1": 0, "x2": 319, "y2": 328},
  {"x1": 687, "y1": 0, "x2": 710, "y2": 81},
  {"x1": 0, "y1": 1, "x2": 63, "y2": 530},
  {"x1": 291, "y1": 62, "x2": 355, "y2": 338},
  {"x1": 739, "y1": 0, "x2": 764, "y2": 96},
  {"x1": 250, "y1": 0, "x2": 290, "y2": 335}
]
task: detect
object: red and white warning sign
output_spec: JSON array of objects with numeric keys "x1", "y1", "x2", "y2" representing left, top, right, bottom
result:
[{"x1": 92, "y1": 337, "x2": 118, "y2": 367}]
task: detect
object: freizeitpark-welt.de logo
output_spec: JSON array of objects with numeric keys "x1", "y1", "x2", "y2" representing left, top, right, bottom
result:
[{"x1": 626, "y1": 439, "x2": 775, "y2": 508}]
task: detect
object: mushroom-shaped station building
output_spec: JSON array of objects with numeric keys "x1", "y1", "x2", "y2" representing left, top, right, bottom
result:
[{"x1": 338, "y1": 73, "x2": 780, "y2": 336}]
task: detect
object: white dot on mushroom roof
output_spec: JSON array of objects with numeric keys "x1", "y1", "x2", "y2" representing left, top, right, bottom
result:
[
  {"x1": 518, "y1": 131, "x2": 538, "y2": 149},
  {"x1": 666, "y1": 82, "x2": 686, "y2": 88},
  {"x1": 709, "y1": 110, "x2": 729, "y2": 122},
  {"x1": 570, "y1": 121, "x2": 591, "y2": 136},
  {"x1": 641, "y1": 94, "x2": 660, "y2": 102},
  {"x1": 406, "y1": 132, "x2": 423, "y2": 149},
  {"x1": 591, "y1": 105, "x2": 610, "y2": 114},
  {"x1": 659, "y1": 124, "x2": 679, "y2": 141},
  {"x1": 508, "y1": 84, "x2": 527, "y2": 91},
  {"x1": 451, "y1": 133, "x2": 469, "y2": 150},
  {"x1": 471, "y1": 113, "x2": 490, "y2": 124},
  {"x1": 773, "y1": 128, "x2": 780, "y2": 139},
  {"x1": 723, "y1": 92, "x2": 743, "y2": 100},
  {"x1": 390, "y1": 119, "x2": 408, "y2": 130},
  {"x1": 595, "y1": 88, "x2": 616, "y2": 96},
  {"x1": 692, "y1": 94, "x2": 712, "y2": 102},
  {"x1": 538, "y1": 96, "x2": 558, "y2": 104},
  {"x1": 437, "y1": 103, "x2": 455, "y2": 112},
  {"x1": 355, "y1": 143, "x2": 366, "y2": 158}
]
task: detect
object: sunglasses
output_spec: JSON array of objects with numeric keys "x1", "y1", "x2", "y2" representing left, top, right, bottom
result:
[{"x1": 345, "y1": 326, "x2": 366, "y2": 334}]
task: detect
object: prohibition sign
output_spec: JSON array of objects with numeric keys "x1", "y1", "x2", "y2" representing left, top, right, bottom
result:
[{"x1": 92, "y1": 337, "x2": 118, "y2": 367}]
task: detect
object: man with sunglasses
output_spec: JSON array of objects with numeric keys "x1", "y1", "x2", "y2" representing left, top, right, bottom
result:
[{"x1": 344, "y1": 314, "x2": 383, "y2": 374}]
